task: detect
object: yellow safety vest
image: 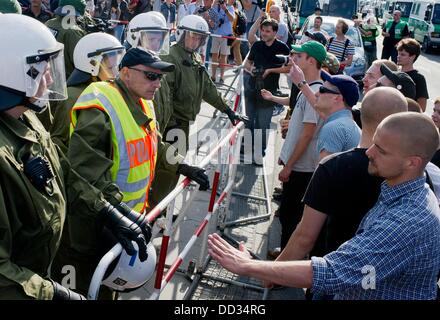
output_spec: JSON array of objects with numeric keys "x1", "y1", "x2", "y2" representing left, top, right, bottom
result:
[{"x1": 70, "y1": 81, "x2": 158, "y2": 213}]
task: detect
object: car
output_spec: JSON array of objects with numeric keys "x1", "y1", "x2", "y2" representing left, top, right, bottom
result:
[{"x1": 296, "y1": 16, "x2": 367, "y2": 82}]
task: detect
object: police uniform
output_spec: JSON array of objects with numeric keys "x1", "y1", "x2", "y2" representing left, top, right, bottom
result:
[
  {"x1": 45, "y1": 16, "x2": 86, "y2": 78},
  {"x1": 50, "y1": 81, "x2": 91, "y2": 154},
  {"x1": 51, "y1": 78, "x2": 182, "y2": 297},
  {"x1": 0, "y1": 111, "x2": 66, "y2": 300}
]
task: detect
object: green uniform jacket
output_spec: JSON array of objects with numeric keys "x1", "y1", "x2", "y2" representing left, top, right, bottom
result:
[
  {"x1": 161, "y1": 44, "x2": 229, "y2": 126},
  {"x1": 0, "y1": 111, "x2": 66, "y2": 300},
  {"x1": 45, "y1": 16, "x2": 86, "y2": 79},
  {"x1": 153, "y1": 78, "x2": 172, "y2": 136},
  {"x1": 50, "y1": 82, "x2": 90, "y2": 154},
  {"x1": 66, "y1": 79, "x2": 182, "y2": 254}
]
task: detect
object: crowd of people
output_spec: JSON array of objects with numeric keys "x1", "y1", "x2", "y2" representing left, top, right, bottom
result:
[{"x1": 0, "y1": 0, "x2": 439, "y2": 301}]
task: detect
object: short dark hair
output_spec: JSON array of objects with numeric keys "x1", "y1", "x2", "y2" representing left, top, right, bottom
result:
[
  {"x1": 397, "y1": 38, "x2": 421, "y2": 62},
  {"x1": 260, "y1": 18, "x2": 279, "y2": 32},
  {"x1": 337, "y1": 19, "x2": 349, "y2": 34},
  {"x1": 314, "y1": 16, "x2": 323, "y2": 23}
]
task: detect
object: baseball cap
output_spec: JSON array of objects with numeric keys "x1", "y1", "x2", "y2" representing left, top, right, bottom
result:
[
  {"x1": 54, "y1": 0, "x2": 86, "y2": 16},
  {"x1": 380, "y1": 63, "x2": 416, "y2": 99},
  {"x1": 119, "y1": 48, "x2": 175, "y2": 72},
  {"x1": 321, "y1": 71, "x2": 360, "y2": 107},
  {"x1": 291, "y1": 41, "x2": 327, "y2": 63},
  {"x1": 322, "y1": 52, "x2": 340, "y2": 75}
]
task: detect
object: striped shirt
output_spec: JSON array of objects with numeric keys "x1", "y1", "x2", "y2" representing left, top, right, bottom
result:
[
  {"x1": 317, "y1": 109, "x2": 360, "y2": 154},
  {"x1": 326, "y1": 37, "x2": 355, "y2": 62},
  {"x1": 311, "y1": 177, "x2": 440, "y2": 300}
]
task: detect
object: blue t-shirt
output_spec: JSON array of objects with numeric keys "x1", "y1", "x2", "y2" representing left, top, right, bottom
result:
[
  {"x1": 317, "y1": 109, "x2": 361, "y2": 154},
  {"x1": 213, "y1": 5, "x2": 234, "y2": 36}
]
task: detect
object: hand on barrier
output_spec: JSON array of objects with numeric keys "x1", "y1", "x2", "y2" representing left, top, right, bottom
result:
[
  {"x1": 116, "y1": 202, "x2": 152, "y2": 244},
  {"x1": 99, "y1": 202, "x2": 149, "y2": 262},
  {"x1": 224, "y1": 108, "x2": 250, "y2": 126},
  {"x1": 51, "y1": 281, "x2": 86, "y2": 300},
  {"x1": 177, "y1": 164, "x2": 210, "y2": 191}
]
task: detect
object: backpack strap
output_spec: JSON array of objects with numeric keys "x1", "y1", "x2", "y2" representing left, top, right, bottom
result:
[{"x1": 341, "y1": 38, "x2": 350, "y2": 62}]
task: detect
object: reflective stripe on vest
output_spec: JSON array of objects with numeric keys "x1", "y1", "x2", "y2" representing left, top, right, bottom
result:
[{"x1": 71, "y1": 82, "x2": 158, "y2": 212}]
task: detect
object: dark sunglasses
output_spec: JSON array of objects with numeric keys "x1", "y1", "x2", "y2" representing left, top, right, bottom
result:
[
  {"x1": 375, "y1": 81, "x2": 383, "y2": 88},
  {"x1": 129, "y1": 67, "x2": 163, "y2": 81},
  {"x1": 319, "y1": 85, "x2": 340, "y2": 95}
]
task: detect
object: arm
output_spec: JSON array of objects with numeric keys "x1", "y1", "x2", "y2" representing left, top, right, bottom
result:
[
  {"x1": 288, "y1": 62, "x2": 318, "y2": 107},
  {"x1": 247, "y1": 15, "x2": 263, "y2": 46},
  {"x1": 223, "y1": 4, "x2": 235, "y2": 22},
  {"x1": 208, "y1": 233, "x2": 313, "y2": 288},
  {"x1": 0, "y1": 186, "x2": 55, "y2": 300},
  {"x1": 341, "y1": 54, "x2": 353, "y2": 67},
  {"x1": 277, "y1": 205, "x2": 328, "y2": 261},
  {"x1": 262, "y1": 65, "x2": 291, "y2": 78},
  {"x1": 417, "y1": 98, "x2": 427, "y2": 113},
  {"x1": 260, "y1": 89, "x2": 290, "y2": 105}
]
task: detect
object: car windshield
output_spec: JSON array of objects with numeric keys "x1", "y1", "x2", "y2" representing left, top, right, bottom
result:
[
  {"x1": 433, "y1": 4, "x2": 440, "y2": 24},
  {"x1": 394, "y1": 1, "x2": 412, "y2": 18},
  {"x1": 322, "y1": 0, "x2": 358, "y2": 19},
  {"x1": 319, "y1": 21, "x2": 362, "y2": 47}
]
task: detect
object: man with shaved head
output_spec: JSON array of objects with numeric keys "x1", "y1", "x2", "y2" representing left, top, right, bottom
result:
[
  {"x1": 275, "y1": 87, "x2": 408, "y2": 264},
  {"x1": 208, "y1": 104, "x2": 440, "y2": 300}
]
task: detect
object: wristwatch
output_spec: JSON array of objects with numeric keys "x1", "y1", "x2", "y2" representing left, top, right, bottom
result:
[{"x1": 296, "y1": 80, "x2": 307, "y2": 89}]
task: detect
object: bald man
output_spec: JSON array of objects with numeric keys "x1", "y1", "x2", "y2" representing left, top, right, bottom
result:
[
  {"x1": 276, "y1": 87, "x2": 408, "y2": 263},
  {"x1": 208, "y1": 109, "x2": 440, "y2": 300}
]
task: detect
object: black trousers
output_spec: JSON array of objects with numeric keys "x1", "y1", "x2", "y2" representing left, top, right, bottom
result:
[
  {"x1": 278, "y1": 170, "x2": 314, "y2": 250},
  {"x1": 381, "y1": 44, "x2": 398, "y2": 63}
]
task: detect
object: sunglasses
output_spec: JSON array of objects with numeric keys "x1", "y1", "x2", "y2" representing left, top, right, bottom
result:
[
  {"x1": 319, "y1": 85, "x2": 340, "y2": 95},
  {"x1": 129, "y1": 67, "x2": 164, "y2": 81},
  {"x1": 375, "y1": 81, "x2": 383, "y2": 88}
]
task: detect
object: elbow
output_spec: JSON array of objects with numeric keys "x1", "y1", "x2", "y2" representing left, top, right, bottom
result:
[{"x1": 291, "y1": 228, "x2": 316, "y2": 257}]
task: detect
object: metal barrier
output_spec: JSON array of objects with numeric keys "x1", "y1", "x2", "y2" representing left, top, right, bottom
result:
[{"x1": 88, "y1": 52, "x2": 273, "y2": 301}]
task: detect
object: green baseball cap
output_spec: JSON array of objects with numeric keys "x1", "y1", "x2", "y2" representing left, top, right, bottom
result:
[
  {"x1": 291, "y1": 41, "x2": 327, "y2": 64},
  {"x1": 0, "y1": 0, "x2": 22, "y2": 14}
]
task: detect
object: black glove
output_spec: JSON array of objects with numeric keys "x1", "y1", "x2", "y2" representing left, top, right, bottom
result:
[
  {"x1": 177, "y1": 164, "x2": 210, "y2": 191},
  {"x1": 99, "y1": 202, "x2": 149, "y2": 262},
  {"x1": 116, "y1": 202, "x2": 152, "y2": 244},
  {"x1": 224, "y1": 108, "x2": 250, "y2": 126},
  {"x1": 51, "y1": 281, "x2": 86, "y2": 300}
]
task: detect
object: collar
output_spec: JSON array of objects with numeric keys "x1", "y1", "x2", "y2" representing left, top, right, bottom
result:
[
  {"x1": 114, "y1": 78, "x2": 153, "y2": 128},
  {"x1": 325, "y1": 109, "x2": 352, "y2": 123},
  {"x1": 379, "y1": 176, "x2": 426, "y2": 205},
  {"x1": 0, "y1": 111, "x2": 41, "y2": 143}
]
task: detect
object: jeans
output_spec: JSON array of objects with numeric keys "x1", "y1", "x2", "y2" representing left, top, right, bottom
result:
[{"x1": 243, "y1": 73, "x2": 274, "y2": 157}]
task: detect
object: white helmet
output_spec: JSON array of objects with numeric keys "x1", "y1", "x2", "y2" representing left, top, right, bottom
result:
[
  {"x1": 102, "y1": 242, "x2": 157, "y2": 292},
  {"x1": 127, "y1": 11, "x2": 170, "y2": 55},
  {"x1": 0, "y1": 14, "x2": 67, "y2": 112},
  {"x1": 176, "y1": 15, "x2": 210, "y2": 52},
  {"x1": 69, "y1": 32, "x2": 125, "y2": 86}
]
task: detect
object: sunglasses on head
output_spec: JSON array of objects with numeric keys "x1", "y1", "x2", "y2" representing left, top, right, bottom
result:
[
  {"x1": 129, "y1": 67, "x2": 164, "y2": 81},
  {"x1": 319, "y1": 85, "x2": 340, "y2": 95}
]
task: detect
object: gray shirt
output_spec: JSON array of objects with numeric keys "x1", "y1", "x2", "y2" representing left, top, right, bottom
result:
[
  {"x1": 279, "y1": 81, "x2": 323, "y2": 172},
  {"x1": 277, "y1": 22, "x2": 289, "y2": 44}
]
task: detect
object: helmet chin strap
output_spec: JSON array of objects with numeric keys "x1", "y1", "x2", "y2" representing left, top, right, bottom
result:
[{"x1": 25, "y1": 97, "x2": 48, "y2": 113}]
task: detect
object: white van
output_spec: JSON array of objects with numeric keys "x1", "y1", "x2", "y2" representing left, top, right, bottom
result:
[{"x1": 408, "y1": 0, "x2": 440, "y2": 53}]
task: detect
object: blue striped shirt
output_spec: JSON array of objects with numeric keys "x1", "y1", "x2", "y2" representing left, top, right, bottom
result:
[
  {"x1": 317, "y1": 109, "x2": 361, "y2": 154},
  {"x1": 311, "y1": 177, "x2": 440, "y2": 300},
  {"x1": 327, "y1": 37, "x2": 355, "y2": 62}
]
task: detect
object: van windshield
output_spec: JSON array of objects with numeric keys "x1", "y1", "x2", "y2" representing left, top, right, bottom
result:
[
  {"x1": 394, "y1": 1, "x2": 412, "y2": 18},
  {"x1": 433, "y1": 4, "x2": 440, "y2": 24}
]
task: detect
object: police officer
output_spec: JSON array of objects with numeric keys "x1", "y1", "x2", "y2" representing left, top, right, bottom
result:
[
  {"x1": 125, "y1": 11, "x2": 172, "y2": 134},
  {"x1": 45, "y1": 0, "x2": 87, "y2": 78},
  {"x1": 60, "y1": 48, "x2": 210, "y2": 298},
  {"x1": 50, "y1": 32, "x2": 125, "y2": 154},
  {"x1": 381, "y1": 10, "x2": 409, "y2": 63},
  {"x1": 149, "y1": 15, "x2": 247, "y2": 210}
]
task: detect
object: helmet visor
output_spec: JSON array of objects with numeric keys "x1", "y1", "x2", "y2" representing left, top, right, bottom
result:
[
  {"x1": 138, "y1": 30, "x2": 170, "y2": 55},
  {"x1": 181, "y1": 30, "x2": 209, "y2": 52},
  {"x1": 99, "y1": 49, "x2": 125, "y2": 80},
  {"x1": 25, "y1": 47, "x2": 67, "y2": 101}
]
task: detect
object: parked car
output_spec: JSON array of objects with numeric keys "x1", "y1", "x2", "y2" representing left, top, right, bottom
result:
[{"x1": 296, "y1": 16, "x2": 367, "y2": 82}]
